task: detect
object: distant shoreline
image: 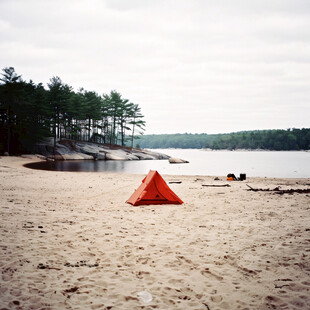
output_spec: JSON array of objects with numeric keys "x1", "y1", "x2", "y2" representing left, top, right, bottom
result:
[{"x1": 135, "y1": 129, "x2": 310, "y2": 150}]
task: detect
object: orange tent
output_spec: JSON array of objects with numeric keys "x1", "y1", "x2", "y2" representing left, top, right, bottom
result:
[{"x1": 126, "y1": 170, "x2": 183, "y2": 206}]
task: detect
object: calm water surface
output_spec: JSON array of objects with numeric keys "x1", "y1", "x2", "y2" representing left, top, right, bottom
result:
[{"x1": 25, "y1": 149, "x2": 310, "y2": 178}]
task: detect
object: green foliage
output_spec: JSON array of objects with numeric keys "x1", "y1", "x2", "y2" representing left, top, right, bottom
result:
[
  {"x1": 136, "y1": 129, "x2": 310, "y2": 150},
  {"x1": 0, "y1": 67, "x2": 146, "y2": 154},
  {"x1": 0, "y1": 68, "x2": 52, "y2": 153},
  {"x1": 128, "y1": 104, "x2": 145, "y2": 148}
]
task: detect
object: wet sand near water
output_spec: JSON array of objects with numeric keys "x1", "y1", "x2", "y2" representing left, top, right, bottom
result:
[{"x1": 1, "y1": 156, "x2": 310, "y2": 309}]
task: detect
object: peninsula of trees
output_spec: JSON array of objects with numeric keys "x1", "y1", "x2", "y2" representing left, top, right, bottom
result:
[
  {"x1": 135, "y1": 129, "x2": 310, "y2": 151},
  {"x1": 1, "y1": 67, "x2": 309, "y2": 154},
  {"x1": 0, "y1": 67, "x2": 145, "y2": 154}
]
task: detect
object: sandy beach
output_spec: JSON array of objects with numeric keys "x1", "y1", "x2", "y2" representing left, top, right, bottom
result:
[{"x1": 1, "y1": 156, "x2": 310, "y2": 310}]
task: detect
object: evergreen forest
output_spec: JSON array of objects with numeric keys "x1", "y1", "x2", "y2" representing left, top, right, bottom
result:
[
  {"x1": 0, "y1": 67, "x2": 145, "y2": 154},
  {"x1": 135, "y1": 129, "x2": 310, "y2": 150},
  {"x1": 1, "y1": 67, "x2": 309, "y2": 154}
]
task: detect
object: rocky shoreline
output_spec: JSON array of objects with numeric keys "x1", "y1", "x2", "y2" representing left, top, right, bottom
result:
[{"x1": 26, "y1": 139, "x2": 170, "y2": 161}]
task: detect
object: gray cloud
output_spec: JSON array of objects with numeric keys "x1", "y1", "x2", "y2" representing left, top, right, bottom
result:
[{"x1": 0, "y1": 0, "x2": 309, "y2": 134}]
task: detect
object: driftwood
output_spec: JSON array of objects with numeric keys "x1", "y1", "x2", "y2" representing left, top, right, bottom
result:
[
  {"x1": 169, "y1": 181, "x2": 182, "y2": 184},
  {"x1": 202, "y1": 184, "x2": 231, "y2": 187},
  {"x1": 275, "y1": 278, "x2": 292, "y2": 288},
  {"x1": 202, "y1": 303, "x2": 211, "y2": 310},
  {"x1": 37, "y1": 263, "x2": 61, "y2": 270},
  {"x1": 246, "y1": 184, "x2": 310, "y2": 195}
]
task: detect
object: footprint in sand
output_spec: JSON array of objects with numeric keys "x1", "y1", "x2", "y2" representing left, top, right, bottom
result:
[
  {"x1": 211, "y1": 295, "x2": 223, "y2": 302},
  {"x1": 264, "y1": 295, "x2": 286, "y2": 308}
]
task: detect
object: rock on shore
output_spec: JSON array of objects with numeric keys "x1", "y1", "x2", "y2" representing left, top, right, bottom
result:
[
  {"x1": 168, "y1": 157, "x2": 189, "y2": 164},
  {"x1": 31, "y1": 139, "x2": 170, "y2": 161}
]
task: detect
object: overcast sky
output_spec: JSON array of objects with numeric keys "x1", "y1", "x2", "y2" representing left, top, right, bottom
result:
[{"x1": 1, "y1": 0, "x2": 309, "y2": 134}]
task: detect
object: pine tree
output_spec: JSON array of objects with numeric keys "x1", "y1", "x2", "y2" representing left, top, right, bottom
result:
[{"x1": 129, "y1": 104, "x2": 145, "y2": 148}]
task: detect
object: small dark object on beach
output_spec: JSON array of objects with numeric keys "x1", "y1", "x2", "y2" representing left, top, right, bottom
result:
[
  {"x1": 275, "y1": 284, "x2": 290, "y2": 289},
  {"x1": 203, "y1": 303, "x2": 211, "y2": 310},
  {"x1": 227, "y1": 173, "x2": 246, "y2": 181},
  {"x1": 239, "y1": 173, "x2": 246, "y2": 181},
  {"x1": 65, "y1": 287, "x2": 79, "y2": 293},
  {"x1": 169, "y1": 181, "x2": 182, "y2": 184},
  {"x1": 64, "y1": 261, "x2": 99, "y2": 268},
  {"x1": 62, "y1": 286, "x2": 79, "y2": 298},
  {"x1": 227, "y1": 173, "x2": 238, "y2": 181},
  {"x1": 37, "y1": 263, "x2": 61, "y2": 270}
]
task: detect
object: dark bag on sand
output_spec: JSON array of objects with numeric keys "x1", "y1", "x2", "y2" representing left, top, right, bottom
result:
[
  {"x1": 227, "y1": 173, "x2": 237, "y2": 181},
  {"x1": 239, "y1": 173, "x2": 246, "y2": 181}
]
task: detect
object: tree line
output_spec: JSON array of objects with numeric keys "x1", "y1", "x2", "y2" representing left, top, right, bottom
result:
[
  {"x1": 135, "y1": 129, "x2": 310, "y2": 150},
  {"x1": 0, "y1": 67, "x2": 145, "y2": 154}
]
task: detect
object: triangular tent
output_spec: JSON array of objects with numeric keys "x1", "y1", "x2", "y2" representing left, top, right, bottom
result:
[{"x1": 126, "y1": 170, "x2": 183, "y2": 206}]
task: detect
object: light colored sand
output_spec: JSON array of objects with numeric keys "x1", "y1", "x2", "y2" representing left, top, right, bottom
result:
[{"x1": 0, "y1": 156, "x2": 310, "y2": 310}]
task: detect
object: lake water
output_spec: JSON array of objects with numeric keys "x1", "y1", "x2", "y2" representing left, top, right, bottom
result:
[{"x1": 25, "y1": 149, "x2": 310, "y2": 178}]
